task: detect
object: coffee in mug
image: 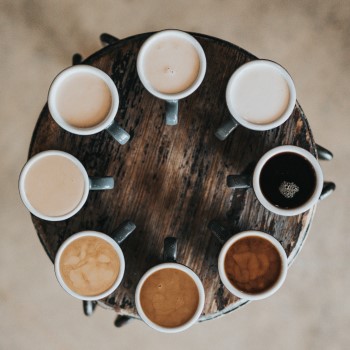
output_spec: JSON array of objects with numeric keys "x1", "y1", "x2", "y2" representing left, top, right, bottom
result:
[
  {"x1": 227, "y1": 145, "x2": 324, "y2": 216},
  {"x1": 218, "y1": 231, "x2": 288, "y2": 300},
  {"x1": 48, "y1": 65, "x2": 130, "y2": 144},
  {"x1": 139, "y1": 267, "x2": 200, "y2": 328},
  {"x1": 19, "y1": 150, "x2": 114, "y2": 221},
  {"x1": 56, "y1": 71, "x2": 112, "y2": 128},
  {"x1": 55, "y1": 222, "x2": 136, "y2": 300},
  {"x1": 215, "y1": 60, "x2": 296, "y2": 140},
  {"x1": 59, "y1": 235, "x2": 120, "y2": 297},
  {"x1": 137, "y1": 30, "x2": 206, "y2": 125},
  {"x1": 259, "y1": 151, "x2": 317, "y2": 210},
  {"x1": 135, "y1": 237, "x2": 205, "y2": 333}
]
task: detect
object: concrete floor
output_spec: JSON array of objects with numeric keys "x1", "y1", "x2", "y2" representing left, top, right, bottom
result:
[{"x1": 1, "y1": 0, "x2": 349, "y2": 349}]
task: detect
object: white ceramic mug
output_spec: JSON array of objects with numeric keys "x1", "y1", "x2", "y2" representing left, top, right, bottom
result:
[
  {"x1": 227, "y1": 145, "x2": 324, "y2": 216},
  {"x1": 135, "y1": 237, "x2": 205, "y2": 333},
  {"x1": 137, "y1": 30, "x2": 207, "y2": 125},
  {"x1": 19, "y1": 150, "x2": 114, "y2": 221},
  {"x1": 217, "y1": 231, "x2": 288, "y2": 300},
  {"x1": 215, "y1": 60, "x2": 296, "y2": 140},
  {"x1": 48, "y1": 65, "x2": 130, "y2": 144},
  {"x1": 54, "y1": 221, "x2": 136, "y2": 301}
]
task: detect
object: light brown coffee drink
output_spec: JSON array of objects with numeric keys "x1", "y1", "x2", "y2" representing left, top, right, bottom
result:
[
  {"x1": 59, "y1": 236, "x2": 120, "y2": 297},
  {"x1": 56, "y1": 72, "x2": 112, "y2": 128},
  {"x1": 24, "y1": 154, "x2": 85, "y2": 217},
  {"x1": 140, "y1": 268, "x2": 199, "y2": 328}
]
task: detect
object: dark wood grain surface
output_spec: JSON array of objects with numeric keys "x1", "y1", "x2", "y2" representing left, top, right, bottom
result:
[{"x1": 28, "y1": 32, "x2": 317, "y2": 321}]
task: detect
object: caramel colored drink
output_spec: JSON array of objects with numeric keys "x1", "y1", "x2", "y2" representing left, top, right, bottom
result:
[
  {"x1": 140, "y1": 268, "x2": 200, "y2": 328},
  {"x1": 59, "y1": 236, "x2": 120, "y2": 297}
]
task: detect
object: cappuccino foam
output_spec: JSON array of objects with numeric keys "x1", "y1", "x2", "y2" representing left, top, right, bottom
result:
[
  {"x1": 230, "y1": 64, "x2": 290, "y2": 125},
  {"x1": 60, "y1": 236, "x2": 120, "y2": 297}
]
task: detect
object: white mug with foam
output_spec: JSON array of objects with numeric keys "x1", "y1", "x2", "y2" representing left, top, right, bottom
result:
[{"x1": 215, "y1": 60, "x2": 296, "y2": 140}]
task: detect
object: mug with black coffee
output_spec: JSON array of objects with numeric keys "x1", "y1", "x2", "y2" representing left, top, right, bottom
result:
[
  {"x1": 135, "y1": 237, "x2": 205, "y2": 333},
  {"x1": 227, "y1": 145, "x2": 324, "y2": 216},
  {"x1": 54, "y1": 220, "x2": 136, "y2": 300},
  {"x1": 209, "y1": 224, "x2": 288, "y2": 300}
]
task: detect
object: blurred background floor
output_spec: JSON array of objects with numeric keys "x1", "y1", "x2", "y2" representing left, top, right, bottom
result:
[{"x1": 0, "y1": 1, "x2": 349, "y2": 349}]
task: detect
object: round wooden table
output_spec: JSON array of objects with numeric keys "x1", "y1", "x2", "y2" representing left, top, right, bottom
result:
[{"x1": 29, "y1": 32, "x2": 318, "y2": 322}]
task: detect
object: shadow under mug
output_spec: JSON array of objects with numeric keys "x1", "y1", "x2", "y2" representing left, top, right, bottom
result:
[
  {"x1": 19, "y1": 150, "x2": 114, "y2": 221},
  {"x1": 227, "y1": 145, "x2": 324, "y2": 216},
  {"x1": 137, "y1": 30, "x2": 207, "y2": 126},
  {"x1": 135, "y1": 237, "x2": 205, "y2": 333},
  {"x1": 48, "y1": 65, "x2": 130, "y2": 145},
  {"x1": 54, "y1": 220, "x2": 136, "y2": 301},
  {"x1": 215, "y1": 60, "x2": 296, "y2": 140},
  {"x1": 209, "y1": 225, "x2": 288, "y2": 300}
]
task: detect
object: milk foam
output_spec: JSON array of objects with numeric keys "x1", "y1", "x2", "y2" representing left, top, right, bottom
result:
[
  {"x1": 24, "y1": 155, "x2": 85, "y2": 217},
  {"x1": 143, "y1": 37, "x2": 200, "y2": 94},
  {"x1": 230, "y1": 64, "x2": 290, "y2": 124},
  {"x1": 56, "y1": 72, "x2": 112, "y2": 128}
]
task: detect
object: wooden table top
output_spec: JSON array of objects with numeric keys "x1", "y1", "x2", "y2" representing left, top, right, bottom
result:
[{"x1": 29, "y1": 32, "x2": 316, "y2": 321}]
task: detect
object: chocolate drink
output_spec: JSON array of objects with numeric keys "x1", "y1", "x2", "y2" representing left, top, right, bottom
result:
[
  {"x1": 259, "y1": 152, "x2": 317, "y2": 209},
  {"x1": 224, "y1": 236, "x2": 282, "y2": 294}
]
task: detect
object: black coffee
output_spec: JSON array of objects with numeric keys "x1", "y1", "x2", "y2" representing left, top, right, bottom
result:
[{"x1": 259, "y1": 152, "x2": 317, "y2": 209}]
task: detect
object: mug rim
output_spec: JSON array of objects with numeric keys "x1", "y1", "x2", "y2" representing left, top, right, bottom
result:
[
  {"x1": 253, "y1": 145, "x2": 324, "y2": 216},
  {"x1": 18, "y1": 150, "x2": 90, "y2": 221},
  {"x1": 136, "y1": 29, "x2": 207, "y2": 101},
  {"x1": 135, "y1": 262, "x2": 205, "y2": 333},
  {"x1": 48, "y1": 65, "x2": 119, "y2": 135},
  {"x1": 225, "y1": 59, "x2": 296, "y2": 131},
  {"x1": 54, "y1": 231, "x2": 126, "y2": 301},
  {"x1": 218, "y1": 231, "x2": 288, "y2": 300}
]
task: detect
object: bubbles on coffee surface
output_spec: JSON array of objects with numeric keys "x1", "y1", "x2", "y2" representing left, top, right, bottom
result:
[
  {"x1": 166, "y1": 67, "x2": 175, "y2": 75},
  {"x1": 278, "y1": 181, "x2": 299, "y2": 199}
]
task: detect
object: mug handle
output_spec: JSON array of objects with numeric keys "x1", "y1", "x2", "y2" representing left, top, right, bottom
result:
[
  {"x1": 165, "y1": 100, "x2": 178, "y2": 126},
  {"x1": 215, "y1": 119, "x2": 239, "y2": 141},
  {"x1": 316, "y1": 144, "x2": 333, "y2": 161},
  {"x1": 89, "y1": 177, "x2": 114, "y2": 190},
  {"x1": 111, "y1": 220, "x2": 136, "y2": 245},
  {"x1": 106, "y1": 120, "x2": 130, "y2": 145},
  {"x1": 163, "y1": 237, "x2": 177, "y2": 262}
]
